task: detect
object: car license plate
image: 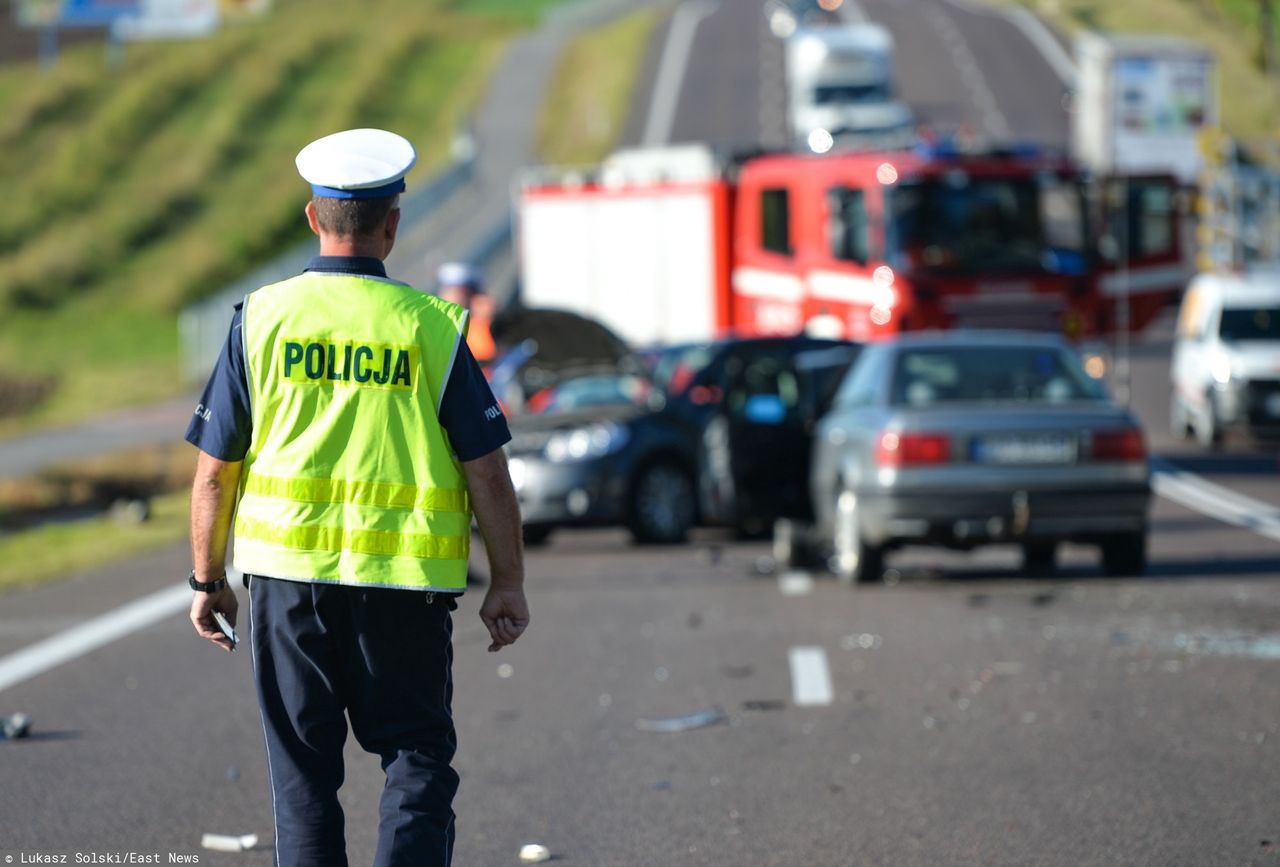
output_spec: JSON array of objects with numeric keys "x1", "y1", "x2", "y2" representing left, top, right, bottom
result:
[
  {"x1": 973, "y1": 434, "x2": 1077, "y2": 464},
  {"x1": 1266, "y1": 394, "x2": 1280, "y2": 417}
]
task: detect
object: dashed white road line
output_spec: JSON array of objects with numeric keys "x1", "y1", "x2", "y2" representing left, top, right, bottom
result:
[
  {"x1": 931, "y1": 0, "x2": 1075, "y2": 86},
  {"x1": 789, "y1": 646, "x2": 834, "y2": 706},
  {"x1": 642, "y1": 0, "x2": 719, "y2": 146},
  {"x1": 0, "y1": 582, "x2": 191, "y2": 695},
  {"x1": 921, "y1": 2, "x2": 1010, "y2": 139}
]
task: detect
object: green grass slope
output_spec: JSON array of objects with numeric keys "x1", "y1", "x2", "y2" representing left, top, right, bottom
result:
[
  {"x1": 0, "y1": 0, "x2": 557, "y2": 431},
  {"x1": 1008, "y1": 0, "x2": 1280, "y2": 147}
]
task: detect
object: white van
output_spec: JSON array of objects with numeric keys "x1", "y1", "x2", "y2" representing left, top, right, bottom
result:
[{"x1": 1170, "y1": 271, "x2": 1280, "y2": 447}]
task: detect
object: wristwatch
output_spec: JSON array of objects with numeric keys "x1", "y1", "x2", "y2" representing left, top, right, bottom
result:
[{"x1": 188, "y1": 570, "x2": 228, "y2": 593}]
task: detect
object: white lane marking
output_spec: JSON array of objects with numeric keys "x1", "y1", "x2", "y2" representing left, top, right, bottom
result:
[
  {"x1": 1002, "y1": 5, "x2": 1077, "y2": 85},
  {"x1": 789, "y1": 646, "x2": 834, "y2": 706},
  {"x1": 779, "y1": 570, "x2": 815, "y2": 597},
  {"x1": 1152, "y1": 457, "x2": 1280, "y2": 544},
  {"x1": 0, "y1": 583, "x2": 190, "y2": 695},
  {"x1": 642, "y1": 0, "x2": 719, "y2": 146},
  {"x1": 922, "y1": 2, "x2": 1010, "y2": 139},
  {"x1": 936, "y1": 0, "x2": 1075, "y2": 86}
]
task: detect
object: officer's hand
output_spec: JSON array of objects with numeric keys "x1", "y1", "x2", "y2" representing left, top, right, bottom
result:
[
  {"x1": 478, "y1": 587, "x2": 529, "y2": 652},
  {"x1": 190, "y1": 586, "x2": 239, "y2": 653}
]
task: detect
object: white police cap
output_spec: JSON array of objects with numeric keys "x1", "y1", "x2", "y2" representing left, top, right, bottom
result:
[
  {"x1": 296, "y1": 128, "x2": 417, "y2": 199},
  {"x1": 437, "y1": 261, "x2": 482, "y2": 289}
]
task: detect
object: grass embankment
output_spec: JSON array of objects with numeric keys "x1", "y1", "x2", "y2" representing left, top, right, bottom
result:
[
  {"x1": 0, "y1": 0, "x2": 666, "y2": 592},
  {"x1": 535, "y1": 7, "x2": 661, "y2": 165},
  {"x1": 0, "y1": 0, "x2": 559, "y2": 435},
  {"x1": 0, "y1": 444, "x2": 194, "y2": 591},
  {"x1": 1008, "y1": 0, "x2": 1280, "y2": 147}
]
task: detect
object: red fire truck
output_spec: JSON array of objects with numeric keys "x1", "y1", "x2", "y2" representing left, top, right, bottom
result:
[{"x1": 517, "y1": 142, "x2": 1187, "y2": 346}]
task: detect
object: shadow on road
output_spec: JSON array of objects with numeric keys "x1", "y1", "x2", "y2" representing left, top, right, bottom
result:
[
  {"x1": 1144, "y1": 555, "x2": 1280, "y2": 580},
  {"x1": 875, "y1": 555, "x2": 1280, "y2": 585},
  {"x1": 1158, "y1": 452, "x2": 1280, "y2": 477},
  {"x1": 3, "y1": 730, "x2": 81, "y2": 744}
]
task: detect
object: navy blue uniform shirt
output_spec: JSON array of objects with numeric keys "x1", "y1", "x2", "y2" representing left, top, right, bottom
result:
[{"x1": 185, "y1": 255, "x2": 510, "y2": 462}]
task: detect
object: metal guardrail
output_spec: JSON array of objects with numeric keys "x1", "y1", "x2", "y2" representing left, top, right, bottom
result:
[{"x1": 178, "y1": 153, "x2": 476, "y2": 384}]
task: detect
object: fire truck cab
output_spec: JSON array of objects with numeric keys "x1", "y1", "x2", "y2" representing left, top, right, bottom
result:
[{"x1": 731, "y1": 141, "x2": 1186, "y2": 342}]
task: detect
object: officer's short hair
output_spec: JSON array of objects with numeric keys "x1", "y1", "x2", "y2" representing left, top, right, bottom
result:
[{"x1": 312, "y1": 195, "x2": 399, "y2": 238}]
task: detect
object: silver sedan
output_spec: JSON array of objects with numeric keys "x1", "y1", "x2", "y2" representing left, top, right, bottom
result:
[{"x1": 810, "y1": 332, "x2": 1151, "y2": 583}]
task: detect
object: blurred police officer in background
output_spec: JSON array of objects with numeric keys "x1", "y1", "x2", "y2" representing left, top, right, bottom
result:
[
  {"x1": 185, "y1": 128, "x2": 528, "y2": 867},
  {"x1": 436, "y1": 260, "x2": 496, "y2": 363}
]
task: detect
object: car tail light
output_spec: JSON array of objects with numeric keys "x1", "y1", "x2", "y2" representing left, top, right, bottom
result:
[
  {"x1": 876, "y1": 431, "x2": 951, "y2": 466},
  {"x1": 1091, "y1": 427, "x2": 1146, "y2": 462},
  {"x1": 688, "y1": 385, "x2": 723, "y2": 406}
]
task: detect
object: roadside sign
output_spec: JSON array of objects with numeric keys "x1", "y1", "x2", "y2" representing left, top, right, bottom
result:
[
  {"x1": 110, "y1": 0, "x2": 219, "y2": 40},
  {"x1": 60, "y1": 0, "x2": 140, "y2": 26}
]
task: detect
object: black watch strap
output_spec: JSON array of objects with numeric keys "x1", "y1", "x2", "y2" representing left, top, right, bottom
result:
[{"x1": 188, "y1": 571, "x2": 228, "y2": 593}]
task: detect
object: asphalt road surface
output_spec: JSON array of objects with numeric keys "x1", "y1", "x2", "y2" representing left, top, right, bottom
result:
[{"x1": 2, "y1": 1, "x2": 1279, "y2": 865}]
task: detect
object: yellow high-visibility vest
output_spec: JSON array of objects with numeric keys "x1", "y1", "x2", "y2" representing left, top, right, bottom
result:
[{"x1": 233, "y1": 270, "x2": 472, "y2": 591}]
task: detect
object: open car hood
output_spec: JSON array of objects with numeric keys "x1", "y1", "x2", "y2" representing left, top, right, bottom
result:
[{"x1": 490, "y1": 306, "x2": 631, "y2": 371}]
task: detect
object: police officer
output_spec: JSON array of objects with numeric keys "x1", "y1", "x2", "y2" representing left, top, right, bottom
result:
[
  {"x1": 185, "y1": 128, "x2": 528, "y2": 867},
  {"x1": 436, "y1": 261, "x2": 496, "y2": 363}
]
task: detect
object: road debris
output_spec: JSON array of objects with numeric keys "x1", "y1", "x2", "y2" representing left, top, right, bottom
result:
[
  {"x1": 518, "y1": 843, "x2": 551, "y2": 863},
  {"x1": 741, "y1": 699, "x2": 784, "y2": 712},
  {"x1": 110, "y1": 497, "x2": 151, "y2": 525},
  {"x1": 200, "y1": 833, "x2": 258, "y2": 853},
  {"x1": 635, "y1": 708, "x2": 725, "y2": 733},
  {"x1": 2, "y1": 712, "x2": 31, "y2": 740}
]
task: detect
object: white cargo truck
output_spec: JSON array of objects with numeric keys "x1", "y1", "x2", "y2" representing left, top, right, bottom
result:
[{"x1": 784, "y1": 24, "x2": 914, "y2": 153}]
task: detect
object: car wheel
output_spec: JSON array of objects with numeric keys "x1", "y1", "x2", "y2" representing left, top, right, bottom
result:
[
  {"x1": 627, "y1": 461, "x2": 696, "y2": 545},
  {"x1": 1194, "y1": 393, "x2": 1223, "y2": 450},
  {"x1": 1101, "y1": 532, "x2": 1147, "y2": 577},
  {"x1": 1021, "y1": 542, "x2": 1056, "y2": 576},
  {"x1": 831, "y1": 488, "x2": 883, "y2": 586},
  {"x1": 522, "y1": 524, "x2": 554, "y2": 547}
]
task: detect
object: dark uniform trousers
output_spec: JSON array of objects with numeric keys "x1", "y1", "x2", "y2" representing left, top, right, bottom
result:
[{"x1": 248, "y1": 576, "x2": 460, "y2": 867}]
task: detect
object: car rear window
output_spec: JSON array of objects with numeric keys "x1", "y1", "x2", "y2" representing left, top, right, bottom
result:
[
  {"x1": 889, "y1": 346, "x2": 1105, "y2": 407},
  {"x1": 1219, "y1": 307, "x2": 1280, "y2": 341}
]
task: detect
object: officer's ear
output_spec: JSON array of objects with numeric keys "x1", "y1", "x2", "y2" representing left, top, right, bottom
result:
[
  {"x1": 304, "y1": 200, "x2": 322, "y2": 237},
  {"x1": 384, "y1": 206, "x2": 401, "y2": 246}
]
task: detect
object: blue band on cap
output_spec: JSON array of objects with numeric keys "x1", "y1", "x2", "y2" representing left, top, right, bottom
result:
[{"x1": 310, "y1": 179, "x2": 406, "y2": 199}]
